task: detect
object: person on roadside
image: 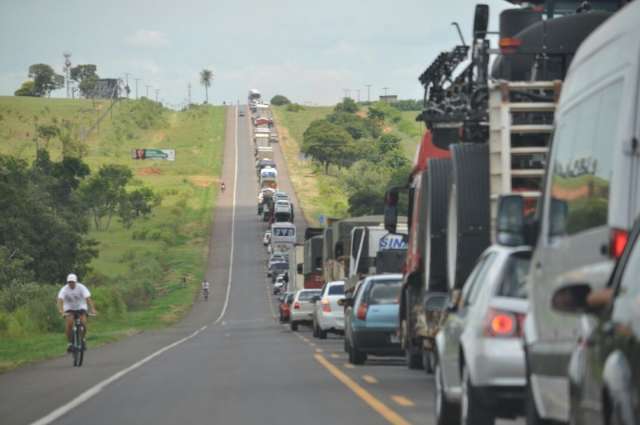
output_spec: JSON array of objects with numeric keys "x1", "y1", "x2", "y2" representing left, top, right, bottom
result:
[
  {"x1": 57, "y1": 273, "x2": 97, "y2": 352},
  {"x1": 220, "y1": 181, "x2": 226, "y2": 193},
  {"x1": 202, "y1": 279, "x2": 210, "y2": 301}
]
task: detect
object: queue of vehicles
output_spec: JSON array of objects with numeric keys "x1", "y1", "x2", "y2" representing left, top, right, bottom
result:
[{"x1": 263, "y1": 2, "x2": 640, "y2": 425}]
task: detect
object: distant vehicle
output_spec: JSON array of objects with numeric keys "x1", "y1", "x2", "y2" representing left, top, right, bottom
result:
[
  {"x1": 238, "y1": 109, "x2": 245, "y2": 117},
  {"x1": 278, "y1": 292, "x2": 295, "y2": 322},
  {"x1": 269, "y1": 262, "x2": 289, "y2": 283},
  {"x1": 433, "y1": 245, "x2": 531, "y2": 425},
  {"x1": 274, "y1": 200, "x2": 293, "y2": 223},
  {"x1": 343, "y1": 274, "x2": 403, "y2": 365},
  {"x1": 289, "y1": 289, "x2": 322, "y2": 331},
  {"x1": 273, "y1": 276, "x2": 285, "y2": 295},
  {"x1": 312, "y1": 280, "x2": 345, "y2": 339},
  {"x1": 263, "y1": 230, "x2": 271, "y2": 246}
]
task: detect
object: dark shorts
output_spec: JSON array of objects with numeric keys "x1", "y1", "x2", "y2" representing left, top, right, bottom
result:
[{"x1": 65, "y1": 309, "x2": 87, "y2": 318}]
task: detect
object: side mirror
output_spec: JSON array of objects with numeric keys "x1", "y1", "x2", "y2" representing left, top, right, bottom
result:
[
  {"x1": 337, "y1": 298, "x2": 345, "y2": 306},
  {"x1": 297, "y1": 263, "x2": 303, "y2": 274},
  {"x1": 384, "y1": 188, "x2": 400, "y2": 233},
  {"x1": 424, "y1": 292, "x2": 448, "y2": 313},
  {"x1": 473, "y1": 4, "x2": 489, "y2": 39},
  {"x1": 551, "y1": 283, "x2": 592, "y2": 314},
  {"x1": 311, "y1": 295, "x2": 321, "y2": 303},
  {"x1": 496, "y1": 195, "x2": 525, "y2": 246}
]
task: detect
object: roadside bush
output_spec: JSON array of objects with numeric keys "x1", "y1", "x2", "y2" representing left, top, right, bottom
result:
[
  {"x1": 0, "y1": 311, "x2": 9, "y2": 334},
  {"x1": 270, "y1": 95, "x2": 291, "y2": 106},
  {"x1": 91, "y1": 286, "x2": 126, "y2": 320},
  {"x1": 286, "y1": 103, "x2": 304, "y2": 112},
  {"x1": 120, "y1": 280, "x2": 156, "y2": 310}
]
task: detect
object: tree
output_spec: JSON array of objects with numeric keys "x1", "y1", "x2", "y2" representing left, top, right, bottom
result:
[
  {"x1": 118, "y1": 187, "x2": 161, "y2": 228},
  {"x1": 270, "y1": 95, "x2": 291, "y2": 106},
  {"x1": 302, "y1": 120, "x2": 354, "y2": 174},
  {"x1": 377, "y1": 134, "x2": 401, "y2": 154},
  {"x1": 81, "y1": 164, "x2": 133, "y2": 231},
  {"x1": 334, "y1": 97, "x2": 359, "y2": 113},
  {"x1": 14, "y1": 80, "x2": 36, "y2": 97},
  {"x1": 70, "y1": 64, "x2": 99, "y2": 97},
  {"x1": 200, "y1": 69, "x2": 213, "y2": 103},
  {"x1": 28, "y1": 64, "x2": 64, "y2": 97},
  {"x1": 367, "y1": 101, "x2": 401, "y2": 124}
]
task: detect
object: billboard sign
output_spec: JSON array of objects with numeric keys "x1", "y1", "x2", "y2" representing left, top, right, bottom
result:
[{"x1": 132, "y1": 149, "x2": 176, "y2": 161}]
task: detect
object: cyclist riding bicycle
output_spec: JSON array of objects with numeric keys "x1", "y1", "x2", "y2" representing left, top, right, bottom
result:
[
  {"x1": 220, "y1": 181, "x2": 226, "y2": 192},
  {"x1": 57, "y1": 273, "x2": 97, "y2": 352},
  {"x1": 201, "y1": 280, "x2": 210, "y2": 300}
]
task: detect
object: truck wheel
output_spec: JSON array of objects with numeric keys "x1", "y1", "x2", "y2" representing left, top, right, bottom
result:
[
  {"x1": 318, "y1": 328, "x2": 327, "y2": 340},
  {"x1": 447, "y1": 143, "x2": 490, "y2": 290},
  {"x1": 435, "y1": 355, "x2": 460, "y2": 425},
  {"x1": 425, "y1": 158, "x2": 452, "y2": 293},
  {"x1": 290, "y1": 321, "x2": 298, "y2": 332},
  {"x1": 461, "y1": 365, "x2": 494, "y2": 425}
]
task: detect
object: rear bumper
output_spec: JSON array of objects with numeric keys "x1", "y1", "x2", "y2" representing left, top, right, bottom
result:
[
  {"x1": 476, "y1": 386, "x2": 525, "y2": 418},
  {"x1": 470, "y1": 338, "x2": 526, "y2": 388},
  {"x1": 352, "y1": 329, "x2": 403, "y2": 356},
  {"x1": 290, "y1": 311, "x2": 314, "y2": 323},
  {"x1": 318, "y1": 313, "x2": 344, "y2": 331}
]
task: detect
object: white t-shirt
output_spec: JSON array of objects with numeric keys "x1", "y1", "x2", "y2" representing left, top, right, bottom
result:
[
  {"x1": 202, "y1": 281, "x2": 210, "y2": 290},
  {"x1": 58, "y1": 283, "x2": 91, "y2": 311}
]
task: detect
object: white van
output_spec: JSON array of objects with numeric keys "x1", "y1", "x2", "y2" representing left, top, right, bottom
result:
[{"x1": 500, "y1": 3, "x2": 640, "y2": 423}]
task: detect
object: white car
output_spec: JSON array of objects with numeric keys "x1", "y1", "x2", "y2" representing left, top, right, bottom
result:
[
  {"x1": 289, "y1": 289, "x2": 321, "y2": 331},
  {"x1": 263, "y1": 230, "x2": 271, "y2": 246},
  {"x1": 273, "y1": 276, "x2": 285, "y2": 295},
  {"x1": 312, "y1": 281, "x2": 345, "y2": 339}
]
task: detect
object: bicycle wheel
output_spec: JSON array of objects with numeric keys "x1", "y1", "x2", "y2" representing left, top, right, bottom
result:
[
  {"x1": 72, "y1": 327, "x2": 80, "y2": 367},
  {"x1": 77, "y1": 324, "x2": 85, "y2": 367}
]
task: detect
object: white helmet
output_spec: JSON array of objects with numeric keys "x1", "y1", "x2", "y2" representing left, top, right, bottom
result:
[{"x1": 66, "y1": 273, "x2": 78, "y2": 283}]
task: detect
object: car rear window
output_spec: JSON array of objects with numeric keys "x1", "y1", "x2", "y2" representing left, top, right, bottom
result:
[
  {"x1": 298, "y1": 291, "x2": 321, "y2": 301},
  {"x1": 367, "y1": 279, "x2": 401, "y2": 305},
  {"x1": 496, "y1": 252, "x2": 531, "y2": 299},
  {"x1": 272, "y1": 263, "x2": 288, "y2": 270},
  {"x1": 328, "y1": 284, "x2": 344, "y2": 295}
]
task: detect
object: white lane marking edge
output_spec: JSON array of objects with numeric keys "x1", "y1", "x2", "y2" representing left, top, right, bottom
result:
[{"x1": 28, "y1": 105, "x2": 240, "y2": 425}]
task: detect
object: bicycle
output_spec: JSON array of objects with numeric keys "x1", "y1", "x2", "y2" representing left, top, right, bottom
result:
[
  {"x1": 202, "y1": 287, "x2": 209, "y2": 301},
  {"x1": 68, "y1": 312, "x2": 94, "y2": 367}
]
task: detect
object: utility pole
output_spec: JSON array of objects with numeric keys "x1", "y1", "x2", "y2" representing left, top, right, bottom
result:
[
  {"x1": 366, "y1": 84, "x2": 372, "y2": 103},
  {"x1": 382, "y1": 87, "x2": 389, "y2": 97},
  {"x1": 63, "y1": 52, "x2": 72, "y2": 98},
  {"x1": 145, "y1": 85, "x2": 151, "y2": 98},
  {"x1": 155, "y1": 89, "x2": 159, "y2": 102},
  {"x1": 188, "y1": 83, "x2": 192, "y2": 106},
  {"x1": 356, "y1": 89, "x2": 361, "y2": 102},
  {"x1": 124, "y1": 73, "x2": 130, "y2": 98},
  {"x1": 343, "y1": 88, "x2": 349, "y2": 100},
  {"x1": 134, "y1": 78, "x2": 140, "y2": 99}
]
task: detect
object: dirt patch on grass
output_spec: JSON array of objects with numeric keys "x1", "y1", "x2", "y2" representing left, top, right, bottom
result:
[
  {"x1": 153, "y1": 130, "x2": 167, "y2": 143},
  {"x1": 138, "y1": 167, "x2": 162, "y2": 176},
  {"x1": 189, "y1": 175, "x2": 216, "y2": 188}
]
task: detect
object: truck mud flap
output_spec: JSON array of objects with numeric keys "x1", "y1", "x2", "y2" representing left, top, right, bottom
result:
[
  {"x1": 425, "y1": 158, "x2": 452, "y2": 293},
  {"x1": 447, "y1": 143, "x2": 490, "y2": 290}
]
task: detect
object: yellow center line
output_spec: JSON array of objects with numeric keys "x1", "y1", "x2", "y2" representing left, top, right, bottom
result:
[
  {"x1": 391, "y1": 396, "x2": 415, "y2": 407},
  {"x1": 315, "y1": 354, "x2": 412, "y2": 425},
  {"x1": 362, "y1": 375, "x2": 378, "y2": 384}
]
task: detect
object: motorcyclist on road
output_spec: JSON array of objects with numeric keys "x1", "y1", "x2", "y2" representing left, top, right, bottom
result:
[
  {"x1": 57, "y1": 273, "x2": 97, "y2": 352},
  {"x1": 202, "y1": 280, "x2": 210, "y2": 300}
]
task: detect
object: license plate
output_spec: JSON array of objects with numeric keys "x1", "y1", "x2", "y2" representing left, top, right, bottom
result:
[{"x1": 389, "y1": 334, "x2": 400, "y2": 343}]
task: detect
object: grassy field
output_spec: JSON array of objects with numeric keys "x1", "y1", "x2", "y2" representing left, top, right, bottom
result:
[
  {"x1": 271, "y1": 105, "x2": 424, "y2": 225},
  {"x1": 271, "y1": 106, "x2": 349, "y2": 225},
  {"x1": 0, "y1": 96, "x2": 226, "y2": 371}
]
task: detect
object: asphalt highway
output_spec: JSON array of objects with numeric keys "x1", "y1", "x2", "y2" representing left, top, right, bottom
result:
[{"x1": 0, "y1": 106, "x2": 522, "y2": 425}]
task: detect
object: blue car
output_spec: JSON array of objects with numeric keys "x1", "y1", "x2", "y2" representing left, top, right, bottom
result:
[{"x1": 343, "y1": 274, "x2": 403, "y2": 365}]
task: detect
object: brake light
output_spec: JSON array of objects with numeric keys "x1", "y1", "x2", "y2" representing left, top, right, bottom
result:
[
  {"x1": 610, "y1": 228, "x2": 629, "y2": 259},
  {"x1": 499, "y1": 37, "x2": 522, "y2": 54},
  {"x1": 484, "y1": 309, "x2": 525, "y2": 338},
  {"x1": 356, "y1": 303, "x2": 368, "y2": 320},
  {"x1": 321, "y1": 298, "x2": 331, "y2": 313},
  {"x1": 293, "y1": 302, "x2": 300, "y2": 310}
]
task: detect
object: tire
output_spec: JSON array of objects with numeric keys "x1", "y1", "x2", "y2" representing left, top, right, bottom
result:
[
  {"x1": 461, "y1": 366, "x2": 494, "y2": 425},
  {"x1": 425, "y1": 158, "x2": 452, "y2": 293},
  {"x1": 435, "y1": 356, "x2": 460, "y2": 425},
  {"x1": 349, "y1": 340, "x2": 367, "y2": 365},
  {"x1": 343, "y1": 335, "x2": 349, "y2": 353},
  {"x1": 447, "y1": 143, "x2": 491, "y2": 291},
  {"x1": 312, "y1": 320, "x2": 319, "y2": 338},
  {"x1": 290, "y1": 321, "x2": 298, "y2": 331},
  {"x1": 423, "y1": 349, "x2": 435, "y2": 375},
  {"x1": 525, "y1": 378, "x2": 554, "y2": 425},
  {"x1": 318, "y1": 328, "x2": 327, "y2": 340},
  {"x1": 406, "y1": 346, "x2": 423, "y2": 370}
]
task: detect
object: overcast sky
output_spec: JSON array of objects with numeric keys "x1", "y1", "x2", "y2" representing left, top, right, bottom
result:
[{"x1": 0, "y1": 0, "x2": 511, "y2": 107}]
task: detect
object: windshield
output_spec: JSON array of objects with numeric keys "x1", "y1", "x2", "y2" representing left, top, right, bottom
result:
[
  {"x1": 497, "y1": 252, "x2": 532, "y2": 299},
  {"x1": 328, "y1": 284, "x2": 345, "y2": 295},
  {"x1": 367, "y1": 279, "x2": 402, "y2": 305},
  {"x1": 298, "y1": 290, "x2": 321, "y2": 301}
]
